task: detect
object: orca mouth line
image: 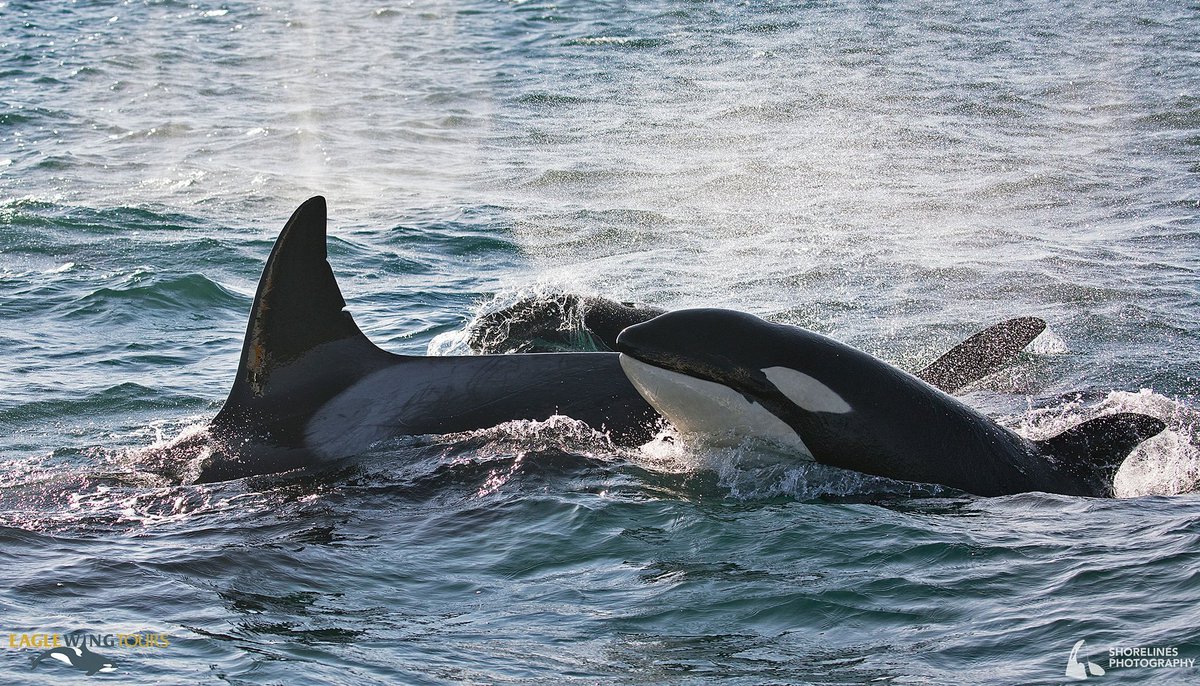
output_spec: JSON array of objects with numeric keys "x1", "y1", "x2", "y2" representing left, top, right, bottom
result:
[
  {"x1": 616, "y1": 322, "x2": 777, "y2": 390},
  {"x1": 615, "y1": 351, "x2": 770, "y2": 405},
  {"x1": 612, "y1": 314, "x2": 760, "y2": 394},
  {"x1": 616, "y1": 350, "x2": 724, "y2": 389},
  {"x1": 615, "y1": 331, "x2": 701, "y2": 377}
]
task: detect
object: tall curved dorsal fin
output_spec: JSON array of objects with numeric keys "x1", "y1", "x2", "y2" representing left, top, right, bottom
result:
[
  {"x1": 916, "y1": 317, "x2": 1046, "y2": 393},
  {"x1": 208, "y1": 197, "x2": 397, "y2": 473},
  {"x1": 225, "y1": 196, "x2": 367, "y2": 397}
]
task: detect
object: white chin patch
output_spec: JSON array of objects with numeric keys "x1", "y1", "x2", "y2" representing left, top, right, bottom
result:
[
  {"x1": 761, "y1": 366, "x2": 852, "y2": 414},
  {"x1": 618, "y1": 354, "x2": 812, "y2": 456}
]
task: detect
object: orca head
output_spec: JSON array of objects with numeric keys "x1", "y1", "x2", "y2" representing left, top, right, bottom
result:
[{"x1": 614, "y1": 309, "x2": 854, "y2": 454}]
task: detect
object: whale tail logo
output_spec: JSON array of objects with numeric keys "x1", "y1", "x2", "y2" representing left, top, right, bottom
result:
[{"x1": 1066, "y1": 639, "x2": 1106, "y2": 680}]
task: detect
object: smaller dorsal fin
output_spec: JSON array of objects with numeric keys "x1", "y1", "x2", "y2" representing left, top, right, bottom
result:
[
  {"x1": 1035, "y1": 413, "x2": 1166, "y2": 496},
  {"x1": 917, "y1": 317, "x2": 1046, "y2": 393}
]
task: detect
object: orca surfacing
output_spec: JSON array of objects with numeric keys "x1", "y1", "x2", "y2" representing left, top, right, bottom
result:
[
  {"x1": 202, "y1": 197, "x2": 1164, "y2": 497},
  {"x1": 615, "y1": 309, "x2": 1166, "y2": 498},
  {"x1": 200, "y1": 197, "x2": 657, "y2": 482}
]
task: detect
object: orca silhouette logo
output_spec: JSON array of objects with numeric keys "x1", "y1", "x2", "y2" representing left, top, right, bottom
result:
[
  {"x1": 1066, "y1": 639, "x2": 1106, "y2": 680},
  {"x1": 30, "y1": 645, "x2": 117, "y2": 676}
]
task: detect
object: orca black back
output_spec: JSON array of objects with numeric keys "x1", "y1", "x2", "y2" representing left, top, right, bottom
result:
[{"x1": 203, "y1": 198, "x2": 656, "y2": 481}]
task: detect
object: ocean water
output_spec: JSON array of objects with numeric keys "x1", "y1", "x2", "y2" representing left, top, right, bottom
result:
[{"x1": 2, "y1": 0, "x2": 1199, "y2": 683}]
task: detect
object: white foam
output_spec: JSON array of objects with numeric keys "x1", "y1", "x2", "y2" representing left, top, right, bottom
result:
[
  {"x1": 1015, "y1": 389, "x2": 1198, "y2": 498},
  {"x1": 1114, "y1": 429, "x2": 1200, "y2": 498},
  {"x1": 633, "y1": 427, "x2": 936, "y2": 500},
  {"x1": 426, "y1": 328, "x2": 471, "y2": 356},
  {"x1": 1028, "y1": 328, "x2": 1070, "y2": 355}
]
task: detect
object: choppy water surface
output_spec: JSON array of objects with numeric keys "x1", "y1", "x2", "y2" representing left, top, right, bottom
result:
[{"x1": 2, "y1": 1, "x2": 1199, "y2": 683}]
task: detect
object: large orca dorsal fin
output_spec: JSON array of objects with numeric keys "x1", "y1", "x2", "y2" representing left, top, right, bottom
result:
[
  {"x1": 213, "y1": 197, "x2": 395, "y2": 432},
  {"x1": 1035, "y1": 413, "x2": 1166, "y2": 496},
  {"x1": 230, "y1": 196, "x2": 372, "y2": 395},
  {"x1": 917, "y1": 317, "x2": 1046, "y2": 393}
]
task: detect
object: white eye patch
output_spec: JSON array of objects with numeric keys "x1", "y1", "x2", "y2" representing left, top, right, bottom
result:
[
  {"x1": 762, "y1": 367, "x2": 851, "y2": 414},
  {"x1": 618, "y1": 355, "x2": 813, "y2": 455}
]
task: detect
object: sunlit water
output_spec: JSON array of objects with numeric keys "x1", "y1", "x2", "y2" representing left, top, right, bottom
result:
[{"x1": 1, "y1": 1, "x2": 1198, "y2": 683}]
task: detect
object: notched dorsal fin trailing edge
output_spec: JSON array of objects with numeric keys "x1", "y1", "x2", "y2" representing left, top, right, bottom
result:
[
  {"x1": 1035, "y1": 413, "x2": 1167, "y2": 497},
  {"x1": 917, "y1": 317, "x2": 1047, "y2": 393},
  {"x1": 212, "y1": 196, "x2": 394, "y2": 434},
  {"x1": 229, "y1": 196, "x2": 370, "y2": 397}
]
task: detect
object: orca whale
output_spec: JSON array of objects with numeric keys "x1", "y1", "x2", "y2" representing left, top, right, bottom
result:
[
  {"x1": 200, "y1": 197, "x2": 1130, "y2": 494},
  {"x1": 30, "y1": 646, "x2": 117, "y2": 676},
  {"x1": 200, "y1": 197, "x2": 658, "y2": 482},
  {"x1": 615, "y1": 308, "x2": 1165, "y2": 497}
]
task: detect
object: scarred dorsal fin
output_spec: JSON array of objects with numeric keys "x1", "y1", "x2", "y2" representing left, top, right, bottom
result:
[
  {"x1": 917, "y1": 317, "x2": 1046, "y2": 393},
  {"x1": 1035, "y1": 413, "x2": 1166, "y2": 496},
  {"x1": 230, "y1": 196, "x2": 367, "y2": 394},
  {"x1": 206, "y1": 197, "x2": 397, "y2": 479}
]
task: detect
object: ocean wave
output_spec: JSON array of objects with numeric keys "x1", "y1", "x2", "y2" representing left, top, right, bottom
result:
[{"x1": 63, "y1": 272, "x2": 244, "y2": 322}]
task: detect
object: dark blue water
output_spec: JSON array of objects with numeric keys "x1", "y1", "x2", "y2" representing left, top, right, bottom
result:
[{"x1": 2, "y1": 1, "x2": 1198, "y2": 683}]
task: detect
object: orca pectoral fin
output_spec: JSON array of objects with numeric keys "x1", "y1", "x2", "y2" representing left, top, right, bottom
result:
[
  {"x1": 916, "y1": 317, "x2": 1046, "y2": 393},
  {"x1": 1035, "y1": 413, "x2": 1166, "y2": 497}
]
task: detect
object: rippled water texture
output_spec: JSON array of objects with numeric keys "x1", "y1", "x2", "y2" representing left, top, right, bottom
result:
[{"x1": 1, "y1": 1, "x2": 1198, "y2": 683}]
